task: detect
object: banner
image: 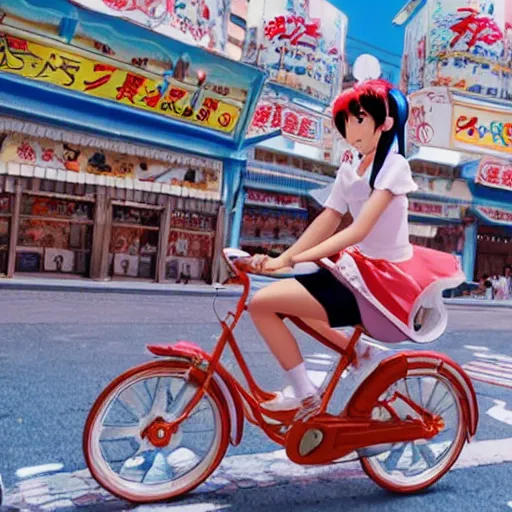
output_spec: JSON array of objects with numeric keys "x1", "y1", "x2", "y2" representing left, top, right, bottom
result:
[
  {"x1": 476, "y1": 158, "x2": 512, "y2": 191},
  {"x1": 247, "y1": 94, "x2": 324, "y2": 146},
  {"x1": 242, "y1": 0, "x2": 347, "y2": 104},
  {"x1": 0, "y1": 33, "x2": 243, "y2": 134},
  {"x1": 70, "y1": 0, "x2": 230, "y2": 52},
  {"x1": 245, "y1": 189, "x2": 304, "y2": 209},
  {"x1": 409, "y1": 199, "x2": 463, "y2": 220},
  {"x1": 476, "y1": 205, "x2": 512, "y2": 226},
  {"x1": 1, "y1": 134, "x2": 223, "y2": 195},
  {"x1": 452, "y1": 103, "x2": 512, "y2": 155}
]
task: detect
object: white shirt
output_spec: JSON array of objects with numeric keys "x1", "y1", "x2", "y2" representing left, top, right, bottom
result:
[{"x1": 324, "y1": 151, "x2": 418, "y2": 262}]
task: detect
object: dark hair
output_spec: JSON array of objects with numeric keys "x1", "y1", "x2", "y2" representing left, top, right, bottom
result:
[{"x1": 332, "y1": 80, "x2": 409, "y2": 189}]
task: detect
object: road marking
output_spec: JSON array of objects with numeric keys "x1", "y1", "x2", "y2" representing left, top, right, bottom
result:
[
  {"x1": 464, "y1": 351, "x2": 512, "y2": 389},
  {"x1": 464, "y1": 345, "x2": 489, "y2": 351},
  {"x1": 487, "y1": 400, "x2": 512, "y2": 427},
  {"x1": 134, "y1": 504, "x2": 229, "y2": 512},
  {"x1": 15, "y1": 463, "x2": 64, "y2": 479},
  {"x1": 6, "y1": 436, "x2": 512, "y2": 511}
]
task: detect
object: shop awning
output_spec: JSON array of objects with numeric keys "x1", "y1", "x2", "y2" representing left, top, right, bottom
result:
[{"x1": 0, "y1": 117, "x2": 223, "y2": 201}]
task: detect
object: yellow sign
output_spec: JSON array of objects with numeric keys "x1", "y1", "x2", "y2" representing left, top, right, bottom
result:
[
  {"x1": 452, "y1": 103, "x2": 512, "y2": 155},
  {"x1": 0, "y1": 33, "x2": 241, "y2": 133}
]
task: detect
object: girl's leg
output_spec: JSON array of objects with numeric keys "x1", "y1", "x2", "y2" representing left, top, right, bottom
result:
[
  {"x1": 248, "y1": 278, "x2": 331, "y2": 370},
  {"x1": 248, "y1": 279, "x2": 343, "y2": 406}
]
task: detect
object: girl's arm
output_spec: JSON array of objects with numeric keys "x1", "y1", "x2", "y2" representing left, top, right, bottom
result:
[
  {"x1": 278, "y1": 207, "x2": 344, "y2": 265},
  {"x1": 292, "y1": 190, "x2": 394, "y2": 264}
]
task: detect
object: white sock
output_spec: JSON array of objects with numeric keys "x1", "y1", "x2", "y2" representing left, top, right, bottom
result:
[{"x1": 286, "y1": 363, "x2": 317, "y2": 399}]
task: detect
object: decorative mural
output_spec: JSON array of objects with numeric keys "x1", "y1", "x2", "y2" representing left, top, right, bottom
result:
[
  {"x1": 70, "y1": 0, "x2": 231, "y2": 52},
  {"x1": 402, "y1": 0, "x2": 512, "y2": 99},
  {"x1": 242, "y1": 0, "x2": 347, "y2": 104}
]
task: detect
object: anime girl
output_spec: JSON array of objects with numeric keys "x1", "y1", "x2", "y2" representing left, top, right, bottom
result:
[{"x1": 247, "y1": 79, "x2": 465, "y2": 412}]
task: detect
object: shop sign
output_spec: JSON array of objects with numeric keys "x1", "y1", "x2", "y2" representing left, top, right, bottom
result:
[
  {"x1": 0, "y1": 33, "x2": 243, "y2": 134},
  {"x1": 1, "y1": 134, "x2": 222, "y2": 194},
  {"x1": 69, "y1": 0, "x2": 230, "y2": 52},
  {"x1": 423, "y1": 1, "x2": 512, "y2": 99},
  {"x1": 409, "y1": 199, "x2": 462, "y2": 220},
  {"x1": 476, "y1": 206, "x2": 512, "y2": 226},
  {"x1": 452, "y1": 103, "x2": 512, "y2": 156},
  {"x1": 245, "y1": 189, "x2": 303, "y2": 209},
  {"x1": 476, "y1": 159, "x2": 512, "y2": 192},
  {"x1": 242, "y1": 0, "x2": 347, "y2": 104},
  {"x1": 248, "y1": 96, "x2": 323, "y2": 146}
]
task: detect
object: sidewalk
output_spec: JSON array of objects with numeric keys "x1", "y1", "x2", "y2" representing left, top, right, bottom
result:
[{"x1": 0, "y1": 276, "x2": 511, "y2": 307}]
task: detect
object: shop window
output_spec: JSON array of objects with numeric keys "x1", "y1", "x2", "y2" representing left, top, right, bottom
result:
[
  {"x1": 0, "y1": 193, "x2": 12, "y2": 275},
  {"x1": 16, "y1": 196, "x2": 94, "y2": 274},
  {"x1": 240, "y1": 206, "x2": 309, "y2": 257},
  {"x1": 110, "y1": 205, "x2": 160, "y2": 279},
  {"x1": 166, "y1": 210, "x2": 216, "y2": 283}
]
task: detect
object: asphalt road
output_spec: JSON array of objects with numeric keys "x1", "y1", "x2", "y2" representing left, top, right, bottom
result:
[{"x1": 0, "y1": 291, "x2": 511, "y2": 511}]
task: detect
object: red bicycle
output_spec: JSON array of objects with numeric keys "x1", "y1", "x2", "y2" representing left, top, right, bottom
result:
[{"x1": 83, "y1": 248, "x2": 478, "y2": 503}]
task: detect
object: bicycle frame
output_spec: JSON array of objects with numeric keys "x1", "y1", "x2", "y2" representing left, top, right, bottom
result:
[{"x1": 148, "y1": 257, "x2": 438, "y2": 448}]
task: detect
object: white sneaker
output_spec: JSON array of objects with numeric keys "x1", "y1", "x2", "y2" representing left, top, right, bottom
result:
[{"x1": 261, "y1": 389, "x2": 321, "y2": 413}]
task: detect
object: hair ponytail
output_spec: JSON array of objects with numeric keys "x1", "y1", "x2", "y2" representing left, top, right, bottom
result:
[{"x1": 369, "y1": 88, "x2": 409, "y2": 189}]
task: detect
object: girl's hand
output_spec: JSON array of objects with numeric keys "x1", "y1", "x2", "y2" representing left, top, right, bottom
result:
[{"x1": 249, "y1": 254, "x2": 292, "y2": 273}]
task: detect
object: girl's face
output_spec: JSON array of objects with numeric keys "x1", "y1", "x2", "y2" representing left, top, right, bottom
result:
[{"x1": 344, "y1": 107, "x2": 384, "y2": 156}]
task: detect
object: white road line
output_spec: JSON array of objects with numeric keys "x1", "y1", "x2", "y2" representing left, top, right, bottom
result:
[
  {"x1": 465, "y1": 345, "x2": 489, "y2": 351},
  {"x1": 487, "y1": 401, "x2": 512, "y2": 427},
  {"x1": 15, "y1": 463, "x2": 64, "y2": 479},
  {"x1": 464, "y1": 370, "x2": 512, "y2": 389},
  {"x1": 464, "y1": 364, "x2": 512, "y2": 380},
  {"x1": 474, "y1": 352, "x2": 512, "y2": 364},
  {"x1": 470, "y1": 360, "x2": 512, "y2": 371}
]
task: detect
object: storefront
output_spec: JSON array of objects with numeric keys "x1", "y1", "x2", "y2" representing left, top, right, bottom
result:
[
  {"x1": 0, "y1": 0, "x2": 266, "y2": 282},
  {"x1": 397, "y1": 0, "x2": 512, "y2": 280},
  {"x1": 230, "y1": 0, "x2": 347, "y2": 252}
]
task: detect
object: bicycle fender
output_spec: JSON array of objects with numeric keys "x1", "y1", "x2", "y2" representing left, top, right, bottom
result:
[
  {"x1": 147, "y1": 342, "x2": 245, "y2": 446},
  {"x1": 345, "y1": 352, "x2": 478, "y2": 441}
]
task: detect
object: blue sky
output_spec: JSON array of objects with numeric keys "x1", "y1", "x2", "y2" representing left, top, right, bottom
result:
[{"x1": 329, "y1": 0, "x2": 408, "y2": 74}]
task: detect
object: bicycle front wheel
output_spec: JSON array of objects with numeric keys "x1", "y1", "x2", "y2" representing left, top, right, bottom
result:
[{"x1": 84, "y1": 360, "x2": 230, "y2": 503}]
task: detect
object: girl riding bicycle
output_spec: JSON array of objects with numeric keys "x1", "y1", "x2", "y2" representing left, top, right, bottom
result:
[{"x1": 248, "y1": 79, "x2": 464, "y2": 412}]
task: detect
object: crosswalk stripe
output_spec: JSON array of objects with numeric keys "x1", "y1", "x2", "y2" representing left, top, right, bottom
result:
[
  {"x1": 464, "y1": 369, "x2": 512, "y2": 389},
  {"x1": 466, "y1": 362, "x2": 512, "y2": 376}
]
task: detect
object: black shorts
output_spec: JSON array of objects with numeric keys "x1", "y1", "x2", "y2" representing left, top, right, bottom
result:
[{"x1": 295, "y1": 268, "x2": 362, "y2": 328}]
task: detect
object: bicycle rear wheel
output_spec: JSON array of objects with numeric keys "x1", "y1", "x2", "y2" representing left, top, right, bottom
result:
[
  {"x1": 84, "y1": 360, "x2": 230, "y2": 503},
  {"x1": 360, "y1": 368, "x2": 466, "y2": 493}
]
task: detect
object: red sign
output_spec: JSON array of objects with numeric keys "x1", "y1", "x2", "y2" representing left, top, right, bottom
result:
[
  {"x1": 246, "y1": 189, "x2": 303, "y2": 209},
  {"x1": 249, "y1": 99, "x2": 323, "y2": 145},
  {"x1": 264, "y1": 15, "x2": 321, "y2": 47},
  {"x1": 409, "y1": 200, "x2": 462, "y2": 220},
  {"x1": 476, "y1": 160, "x2": 512, "y2": 191},
  {"x1": 476, "y1": 206, "x2": 512, "y2": 226}
]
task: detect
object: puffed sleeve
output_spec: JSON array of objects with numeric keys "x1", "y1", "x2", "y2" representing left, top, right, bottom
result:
[
  {"x1": 324, "y1": 166, "x2": 348, "y2": 214},
  {"x1": 374, "y1": 153, "x2": 418, "y2": 195}
]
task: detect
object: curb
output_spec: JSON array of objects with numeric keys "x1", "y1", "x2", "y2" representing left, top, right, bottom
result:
[
  {"x1": 444, "y1": 298, "x2": 512, "y2": 309},
  {"x1": 0, "y1": 279, "x2": 243, "y2": 298}
]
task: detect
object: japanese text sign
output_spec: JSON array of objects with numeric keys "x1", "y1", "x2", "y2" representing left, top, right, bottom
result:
[
  {"x1": 476, "y1": 159, "x2": 512, "y2": 191},
  {"x1": 242, "y1": 0, "x2": 347, "y2": 104},
  {"x1": 0, "y1": 33, "x2": 244, "y2": 134}
]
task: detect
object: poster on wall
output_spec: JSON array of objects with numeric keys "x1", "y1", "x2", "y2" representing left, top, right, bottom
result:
[
  {"x1": 70, "y1": 0, "x2": 230, "y2": 52},
  {"x1": 165, "y1": 256, "x2": 204, "y2": 280},
  {"x1": 168, "y1": 230, "x2": 214, "y2": 259},
  {"x1": 242, "y1": 0, "x2": 347, "y2": 104},
  {"x1": 0, "y1": 33, "x2": 247, "y2": 135},
  {"x1": 44, "y1": 248, "x2": 75, "y2": 272},
  {"x1": 113, "y1": 253, "x2": 140, "y2": 277},
  {"x1": 425, "y1": 0, "x2": 512, "y2": 98},
  {"x1": 0, "y1": 134, "x2": 223, "y2": 196}
]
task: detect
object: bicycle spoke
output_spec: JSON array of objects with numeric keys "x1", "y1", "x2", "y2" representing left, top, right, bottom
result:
[
  {"x1": 118, "y1": 386, "x2": 149, "y2": 419},
  {"x1": 100, "y1": 424, "x2": 140, "y2": 442},
  {"x1": 148, "y1": 378, "x2": 170, "y2": 418},
  {"x1": 424, "y1": 380, "x2": 441, "y2": 410},
  {"x1": 171, "y1": 382, "x2": 198, "y2": 417},
  {"x1": 383, "y1": 442, "x2": 408, "y2": 472}
]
